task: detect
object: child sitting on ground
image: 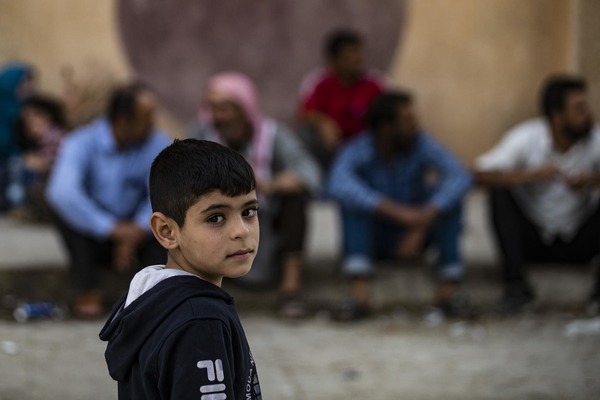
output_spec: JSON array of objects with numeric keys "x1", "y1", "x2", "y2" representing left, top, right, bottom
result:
[
  {"x1": 100, "y1": 139, "x2": 262, "y2": 399},
  {"x1": 11, "y1": 94, "x2": 66, "y2": 221}
]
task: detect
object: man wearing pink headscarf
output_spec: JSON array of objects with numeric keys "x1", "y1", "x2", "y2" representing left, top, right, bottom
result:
[{"x1": 188, "y1": 72, "x2": 322, "y2": 319}]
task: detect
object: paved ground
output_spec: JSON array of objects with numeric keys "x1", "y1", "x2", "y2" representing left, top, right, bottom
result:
[{"x1": 1, "y1": 192, "x2": 600, "y2": 399}]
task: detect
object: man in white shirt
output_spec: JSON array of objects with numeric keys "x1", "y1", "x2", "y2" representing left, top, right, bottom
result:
[{"x1": 474, "y1": 75, "x2": 600, "y2": 315}]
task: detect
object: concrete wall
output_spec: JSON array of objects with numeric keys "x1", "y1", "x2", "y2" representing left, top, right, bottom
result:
[
  {"x1": 392, "y1": 0, "x2": 574, "y2": 162},
  {"x1": 577, "y1": 0, "x2": 600, "y2": 124},
  {"x1": 1, "y1": 0, "x2": 597, "y2": 162},
  {"x1": 0, "y1": 0, "x2": 130, "y2": 92}
]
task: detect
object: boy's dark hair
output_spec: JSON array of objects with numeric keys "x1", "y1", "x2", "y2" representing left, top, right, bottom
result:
[
  {"x1": 366, "y1": 91, "x2": 413, "y2": 131},
  {"x1": 150, "y1": 139, "x2": 256, "y2": 227},
  {"x1": 540, "y1": 75, "x2": 587, "y2": 119},
  {"x1": 107, "y1": 82, "x2": 151, "y2": 123},
  {"x1": 324, "y1": 28, "x2": 363, "y2": 60}
]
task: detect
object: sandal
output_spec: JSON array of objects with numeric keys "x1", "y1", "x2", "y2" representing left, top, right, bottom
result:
[
  {"x1": 331, "y1": 299, "x2": 372, "y2": 322},
  {"x1": 73, "y1": 291, "x2": 105, "y2": 319},
  {"x1": 278, "y1": 295, "x2": 309, "y2": 320}
]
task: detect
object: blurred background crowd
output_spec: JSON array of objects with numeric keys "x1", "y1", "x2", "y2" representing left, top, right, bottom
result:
[{"x1": 1, "y1": 0, "x2": 600, "y2": 323}]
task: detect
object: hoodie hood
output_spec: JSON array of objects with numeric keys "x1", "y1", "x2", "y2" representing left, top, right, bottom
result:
[{"x1": 99, "y1": 274, "x2": 233, "y2": 381}]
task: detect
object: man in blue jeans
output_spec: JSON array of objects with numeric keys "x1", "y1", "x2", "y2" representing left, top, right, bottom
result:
[{"x1": 327, "y1": 91, "x2": 472, "y2": 321}]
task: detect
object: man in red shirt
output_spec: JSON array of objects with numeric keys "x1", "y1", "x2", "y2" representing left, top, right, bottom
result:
[{"x1": 299, "y1": 28, "x2": 384, "y2": 172}]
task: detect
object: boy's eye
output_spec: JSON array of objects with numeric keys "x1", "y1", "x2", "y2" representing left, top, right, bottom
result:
[
  {"x1": 207, "y1": 215, "x2": 225, "y2": 223},
  {"x1": 243, "y1": 207, "x2": 259, "y2": 218}
]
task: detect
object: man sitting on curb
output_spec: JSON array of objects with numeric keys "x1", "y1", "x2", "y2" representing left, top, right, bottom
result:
[
  {"x1": 474, "y1": 75, "x2": 600, "y2": 315},
  {"x1": 46, "y1": 83, "x2": 170, "y2": 318},
  {"x1": 327, "y1": 90, "x2": 472, "y2": 321}
]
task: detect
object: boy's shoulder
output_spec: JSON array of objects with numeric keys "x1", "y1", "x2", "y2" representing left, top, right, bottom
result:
[
  {"x1": 178, "y1": 290, "x2": 238, "y2": 320},
  {"x1": 142, "y1": 281, "x2": 244, "y2": 355},
  {"x1": 120, "y1": 276, "x2": 241, "y2": 352},
  {"x1": 152, "y1": 276, "x2": 239, "y2": 324}
]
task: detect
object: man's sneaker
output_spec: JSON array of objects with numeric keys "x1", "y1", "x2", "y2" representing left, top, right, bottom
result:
[
  {"x1": 331, "y1": 299, "x2": 372, "y2": 322},
  {"x1": 586, "y1": 287, "x2": 600, "y2": 316},
  {"x1": 438, "y1": 292, "x2": 478, "y2": 320},
  {"x1": 496, "y1": 284, "x2": 535, "y2": 315},
  {"x1": 587, "y1": 299, "x2": 600, "y2": 316}
]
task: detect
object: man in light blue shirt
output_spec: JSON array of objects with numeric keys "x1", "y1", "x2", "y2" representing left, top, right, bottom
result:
[
  {"x1": 327, "y1": 91, "x2": 472, "y2": 321},
  {"x1": 46, "y1": 82, "x2": 171, "y2": 318}
]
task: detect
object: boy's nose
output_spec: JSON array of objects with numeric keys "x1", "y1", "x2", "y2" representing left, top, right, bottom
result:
[{"x1": 230, "y1": 216, "x2": 251, "y2": 239}]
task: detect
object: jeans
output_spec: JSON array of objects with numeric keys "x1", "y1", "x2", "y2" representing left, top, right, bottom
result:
[{"x1": 340, "y1": 202, "x2": 464, "y2": 281}]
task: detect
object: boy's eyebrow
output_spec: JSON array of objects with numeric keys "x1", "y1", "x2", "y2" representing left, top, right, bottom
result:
[{"x1": 201, "y1": 198, "x2": 259, "y2": 214}]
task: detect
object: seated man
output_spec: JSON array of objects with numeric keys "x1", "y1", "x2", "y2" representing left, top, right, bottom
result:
[
  {"x1": 298, "y1": 28, "x2": 384, "y2": 173},
  {"x1": 189, "y1": 72, "x2": 322, "y2": 319},
  {"x1": 474, "y1": 75, "x2": 600, "y2": 315},
  {"x1": 46, "y1": 82, "x2": 171, "y2": 318},
  {"x1": 327, "y1": 91, "x2": 472, "y2": 321}
]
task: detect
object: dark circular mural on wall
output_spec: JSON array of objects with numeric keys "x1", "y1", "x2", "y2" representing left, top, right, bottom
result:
[{"x1": 117, "y1": 0, "x2": 406, "y2": 125}]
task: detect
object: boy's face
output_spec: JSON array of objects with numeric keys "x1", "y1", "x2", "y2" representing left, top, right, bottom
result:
[{"x1": 167, "y1": 190, "x2": 259, "y2": 287}]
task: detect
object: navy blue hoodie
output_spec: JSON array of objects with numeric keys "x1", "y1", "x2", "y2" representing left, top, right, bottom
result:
[{"x1": 99, "y1": 275, "x2": 262, "y2": 399}]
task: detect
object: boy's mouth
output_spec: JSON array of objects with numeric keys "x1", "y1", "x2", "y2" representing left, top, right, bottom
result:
[{"x1": 227, "y1": 249, "x2": 254, "y2": 258}]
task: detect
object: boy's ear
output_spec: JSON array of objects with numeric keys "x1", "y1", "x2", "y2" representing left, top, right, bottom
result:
[{"x1": 149, "y1": 212, "x2": 179, "y2": 250}]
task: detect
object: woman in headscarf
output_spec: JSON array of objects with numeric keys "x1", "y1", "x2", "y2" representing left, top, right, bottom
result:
[
  {"x1": 189, "y1": 72, "x2": 322, "y2": 319},
  {"x1": 0, "y1": 62, "x2": 35, "y2": 211}
]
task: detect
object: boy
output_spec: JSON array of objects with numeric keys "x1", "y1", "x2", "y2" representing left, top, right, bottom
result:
[{"x1": 100, "y1": 139, "x2": 262, "y2": 399}]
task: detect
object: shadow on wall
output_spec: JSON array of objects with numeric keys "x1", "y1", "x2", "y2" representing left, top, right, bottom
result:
[{"x1": 117, "y1": 0, "x2": 406, "y2": 125}]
